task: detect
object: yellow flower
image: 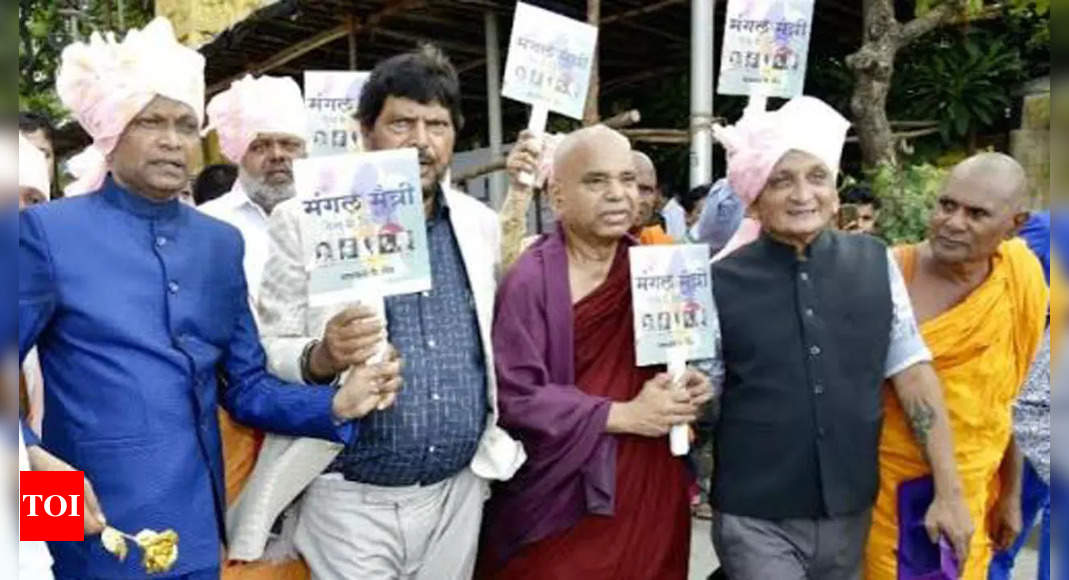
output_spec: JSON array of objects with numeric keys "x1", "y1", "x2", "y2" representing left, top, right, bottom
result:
[
  {"x1": 135, "y1": 529, "x2": 180, "y2": 574},
  {"x1": 100, "y1": 527, "x2": 128, "y2": 562}
]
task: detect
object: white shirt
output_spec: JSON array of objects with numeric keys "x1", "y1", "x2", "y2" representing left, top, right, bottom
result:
[
  {"x1": 661, "y1": 198, "x2": 688, "y2": 240},
  {"x1": 199, "y1": 182, "x2": 271, "y2": 303}
]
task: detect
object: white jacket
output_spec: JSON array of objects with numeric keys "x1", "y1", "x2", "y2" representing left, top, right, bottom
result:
[{"x1": 226, "y1": 185, "x2": 525, "y2": 561}]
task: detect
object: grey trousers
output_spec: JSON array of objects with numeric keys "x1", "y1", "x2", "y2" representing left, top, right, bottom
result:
[
  {"x1": 294, "y1": 469, "x2": 487, "y2": 580},
  {"x1": 711, "y1": 509, "x2": 873, "y2": 580}
]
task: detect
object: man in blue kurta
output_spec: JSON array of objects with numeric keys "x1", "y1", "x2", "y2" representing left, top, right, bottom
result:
[{"x1": 19, "y1": 18, "x2": 400, "y2": 579}]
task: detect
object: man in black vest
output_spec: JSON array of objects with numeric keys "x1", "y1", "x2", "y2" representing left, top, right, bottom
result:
[{"x1": 705, "y1": 96, "x2": 973, "y2": 579}]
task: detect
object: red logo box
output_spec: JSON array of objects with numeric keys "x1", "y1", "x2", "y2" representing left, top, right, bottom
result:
[{"x1": 20, "y1": 471, "x2": 84, "y2": 541}]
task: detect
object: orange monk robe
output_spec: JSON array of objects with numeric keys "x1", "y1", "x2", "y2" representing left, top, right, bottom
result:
[
  {"x1": 638, "y1": 225, "x2": 674, "y2": 245},
  {"x1": 865, "y1": 239, "x2": 1048, "y2": 580},
  {"x1": 219, "y1": 409, "x2": 309, "y2": 579}
]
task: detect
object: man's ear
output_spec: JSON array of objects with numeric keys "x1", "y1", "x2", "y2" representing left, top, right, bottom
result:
[
  {"x1": 548, "y1": 180, "x2": 564, "y2": 215},
  {"x1": 1008, "y1": 210, "x2": 1031, "y2": 238}
]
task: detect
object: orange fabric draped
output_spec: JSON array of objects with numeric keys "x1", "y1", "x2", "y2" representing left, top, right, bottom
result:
[
  {"x1": 219, "y1": 408, "x2": 309, "y2": 579},
  {"x1": 638, "y1": 225, "x2": 675, "y2": 245},
  {"x1": 865, "y1": 239, "x2": 1048, "y2": 580}
]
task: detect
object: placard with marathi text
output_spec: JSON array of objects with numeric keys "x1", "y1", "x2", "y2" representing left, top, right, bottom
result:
[
  {"x1": 717, "y1": 0, "x2": 815, "y2": 98},
  {"x1": 630, "y1": 244, "x2": 718, "y2": 366},
  {"x1": 501, "y1": 2, "x2": 599, "y2": 120},
  {"x1": 294, "y1": 148, "x2": 431, "y2": 306},
  {"x1": 304, "y1": 71, "x2": 370, "y2": 157}
]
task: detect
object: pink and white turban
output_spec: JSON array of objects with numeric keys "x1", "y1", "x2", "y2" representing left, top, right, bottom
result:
[
  {"x1": 205, "y1": 74, "x2": 307, "y2": 164},
  {"x1": 56, "y1": 17, "x2": 205, "y2": 196},
  {"x1": 19, "y1": 133, "x2": 51, "y2": 198},
  {"x1": 712, "y1": 96, "x2": 850, "y2": 207}
]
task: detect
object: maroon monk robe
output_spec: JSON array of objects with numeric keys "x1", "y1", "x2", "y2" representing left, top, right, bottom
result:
[{"x1": 481, "y1": 227, "x2": 690, "y2": 580}]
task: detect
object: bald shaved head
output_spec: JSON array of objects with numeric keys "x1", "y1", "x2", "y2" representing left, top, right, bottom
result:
[
  {"x1": 946, "y1": 152, "x2": 1029, "y2": 210},
  {"x1": 929, "y1": 152, "x2": 1032, "y2": 265},
  {"x1": 632, "y1": 151, "x2": 655, "y2": 175},
  {"x1": 552, "y1": 125, "x2": 632, "y2": 182},
  {"x1": 631, "y1": 151, "x2": 661, "y2": 227},
  {"x1": 550, "y1": 125, "x2": 638, "y2": 243}
]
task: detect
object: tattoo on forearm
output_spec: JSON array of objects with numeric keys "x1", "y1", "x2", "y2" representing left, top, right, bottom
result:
[{"x1": 907, "y1": 400, "x2": 936, "y2": 455}]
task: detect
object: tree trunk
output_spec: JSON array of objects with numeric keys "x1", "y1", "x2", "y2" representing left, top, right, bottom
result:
[
  {"x1": 846, "y1": 0, "x2": 966, "y2": 168},
  {"x1": 583, "y1": 0, "x2": 601, "y2": 125},
  {"x1": 847, "y1": 0, "x2": 900, "y2": 167}
]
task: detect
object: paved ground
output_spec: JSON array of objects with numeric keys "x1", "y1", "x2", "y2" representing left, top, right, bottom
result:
[{"x1": 688, "y1": 518, "x2": 1041, "y2": 579}]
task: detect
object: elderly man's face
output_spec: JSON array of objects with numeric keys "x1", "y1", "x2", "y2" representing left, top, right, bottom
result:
[
  {"x1": 928, "y1": 174, "x2": 1024, "y2": 265},
  {"x1": 553, "y1": 134, "x2": 638, "y2": 242},
  {"x1": 362, "y1": 96, "x2": 455, "y2": 197},
  {"x1": 752, "y1": 150, "x2": 838, "y2": 245},
  {"x1": 23, "y1": 129, "x2": 54, "y2": 183},
  {"x1": 241, "y1": 132, "x2": 305, "y2": 188},
  {"x1": 634, "y1": 156, "x2": 659, "y2": 227},
  {"x1": 110, "y1": 96, "x2": 199, "y2": 201}
]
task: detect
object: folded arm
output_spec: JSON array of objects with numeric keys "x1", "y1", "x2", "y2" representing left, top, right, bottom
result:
[{"x1": 493, "y1": 280, "x2": 612, "y2": 464}]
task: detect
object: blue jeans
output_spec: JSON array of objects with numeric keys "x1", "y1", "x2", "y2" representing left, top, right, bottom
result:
[{"x1": 989, "y1": 461, "x2": 1050, "y2": 580}]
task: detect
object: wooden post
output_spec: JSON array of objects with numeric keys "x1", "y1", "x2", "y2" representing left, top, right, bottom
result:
[
  {"x1": 583, "y1": 0, "x2": 600, "y2": 125},
  {"x1": 348, "y1": 16, "x2": 358, "y2": 70},
  {"x1": 103, "y1": 0, "x2": 114, "y2": 30},
  {"x1": 484, "y1": 11, "x2": 505, "y2": 208}
]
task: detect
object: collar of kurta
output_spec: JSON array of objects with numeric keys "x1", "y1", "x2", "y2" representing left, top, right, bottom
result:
[
  {"x1": 100, "y1": 174, "x2": 182, "y2": 220},
  {"x1": 755, "y1": 227, "x2": 832, "y2": 261},
  {"x1": 221, "y1": 180, "x2": 270, "y2": 222}
]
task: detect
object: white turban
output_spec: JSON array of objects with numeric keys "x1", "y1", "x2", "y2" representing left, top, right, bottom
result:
[
  {"x1": 19, "y1": 133, "x2": 51, "y2": 198},
  {"x1": 206, "y1": 74, "x2": 307, "y2": 164},
  {"x1": 713, "y1": 96, "x2": 850, "y2": 207},
  {"x1": 56, "y1": 17, "x2": 205, "y2": 196}
]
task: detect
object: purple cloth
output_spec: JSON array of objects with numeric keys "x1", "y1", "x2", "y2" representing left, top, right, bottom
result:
[
  {"x1": 896, "y1": 476, "x2": 961, "y2": 580},
  {"x1": 483, "y1": 225, "x2": 625, "y2": 564}
]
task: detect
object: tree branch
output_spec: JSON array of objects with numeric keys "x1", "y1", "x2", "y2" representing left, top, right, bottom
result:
[{"x1": 899, "y1": 1, "x2": 965, "y2": 46}]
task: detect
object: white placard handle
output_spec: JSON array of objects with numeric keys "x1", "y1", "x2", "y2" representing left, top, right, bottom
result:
[
  {"x1": 667, "y1": 347, "x2": 690, "y2": 456},
  {"x1": 517, "y1": 103, "x2": 549, "y2": 187},
  {"x1": 744, "y1": 94, "x2": 768, "y2": 116},
  {"x1": 353, "y1": 294, "x2": 392, "y2": 410}
]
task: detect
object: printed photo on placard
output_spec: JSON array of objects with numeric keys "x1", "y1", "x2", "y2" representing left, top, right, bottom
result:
[
  {"x1": 717, "y1": 0, "x2": 815, "y2": 98},
  {"x1": 501, "y1": 2, "x2": 599, "y2": 120},
  {"x1": 294, "y1": 148, "x2": 431, "y2": 306},
  {"x1": 304, "y1": 71, "x2": 370, "y2": 157},
  {"x1": 630, "y1": 244, "x2": 718, "y2": 366}
]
